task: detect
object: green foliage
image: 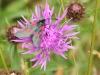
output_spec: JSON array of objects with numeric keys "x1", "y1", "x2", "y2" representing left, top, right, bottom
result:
[
  {"x1": 10, "y1": 45, "x2": 21, "y2": 70},
  {"x1": 0, "y1": 0, "x2": 100, "y2": 75}
]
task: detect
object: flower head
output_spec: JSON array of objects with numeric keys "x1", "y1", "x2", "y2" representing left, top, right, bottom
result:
[
  {"x1": 6, "y1": 25, "x2": 20, "y2": 44},
  {"x1": 13, "y1": 2, "x2": 79, "y2": 71},
  {"x1": 67, "y1": 2, "x2": 86, "y2": 21},
  {"x1": 0, "y1": 69, "x2": 23, "y2": 75}
]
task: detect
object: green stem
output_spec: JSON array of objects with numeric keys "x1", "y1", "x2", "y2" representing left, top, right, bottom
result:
[
  {"x1": 70, "y1": 40, "x2": 78, "y2": 75},
  {"x1": 26, "y1": 0, "x2": 30, "y2": 20},
  {"x1": 72, "y1": 50, "x2": 78, "y2": 75},
  {"x1": 25, "y1": 61, "x2": 29, "y2": 75},
  {"x1": 60, "y1": 0, "x2": 78, "y2": 75},
  {"x1": 60, "y1": 0, "x2": 67, "y2": 21},
  {"x1": 0, "y1": 0, "x2": 1, "y2": 13},
  {"x1": 87, "y1": 0, "x2": 99, "y2": 75},
  {"x1": 0, "y1": 49, "x2": 10, "y2": 75}
]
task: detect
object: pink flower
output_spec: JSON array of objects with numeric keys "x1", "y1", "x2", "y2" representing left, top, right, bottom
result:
[{"x1": 12, "y1": 2, "x2": 79, "y2": 71}]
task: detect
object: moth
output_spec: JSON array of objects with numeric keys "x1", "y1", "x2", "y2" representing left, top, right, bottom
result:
[{"x1": 15, "y1": 19, "x2": 45, "y2": 47}]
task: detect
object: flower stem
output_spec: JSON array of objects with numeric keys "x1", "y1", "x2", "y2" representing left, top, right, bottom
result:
[
  {"x1": 87, "y1": 0, "x2": 99, "y2": 75},
  {"x1": 60, "y1": 0, "x2": 78, "y2": 75},
  {"x1": 0, "y1": 0, "x2": 1, "y2": 13},
  {"x1": 60, "y1": 0, "x2": 67, "y2": 21},
  {"x1": 26, "y1": 0, "x2": 30, "y2": 20},
  {"x1": 0, "y1": 49, "x2": 10, "y2": 75},
  {"x1": 70, "y1": 40, "x2": 78, "y2": 75},
  {"x1": 25, "y1": 61, "x2": 30, "y2": 75},
  {"x1": 72, "y1": 49, "x2": 78, "y2": 75}
]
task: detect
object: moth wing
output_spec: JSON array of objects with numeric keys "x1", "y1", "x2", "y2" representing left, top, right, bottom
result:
[
  {"x1": 15, "y1": 24, "x2": 37, "y2": 38},
  {"x1": 32, "y1": 34, "x2": 40, "y2": 47},
  {"x1": 32, "y1": 28, "x2": 43, "y2": 47}
]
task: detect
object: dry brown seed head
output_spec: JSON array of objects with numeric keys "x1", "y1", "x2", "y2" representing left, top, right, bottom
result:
[
  {"x1": 67, "y1": 2, "x2": 86, "y2": 21},
  {"x1": 6, "y1": 25, "x2": 20, "y2": 44}
]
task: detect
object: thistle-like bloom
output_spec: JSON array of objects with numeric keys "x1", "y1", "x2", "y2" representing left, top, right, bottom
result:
[
  {"x1": 67, "y1": 2, "x2": 85, "y2": 21},
  {"x1": 6, "y1": 25, "x2": 20, "y2": 44},
  {"x1": 12, "y1": 2, "x2": 79, "y2": 70},
  {"x1": 0, "y1": 69, "x2": 23, "y2": 75}
]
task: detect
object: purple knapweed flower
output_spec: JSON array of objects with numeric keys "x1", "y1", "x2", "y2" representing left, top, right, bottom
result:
[{"x1": 12, "y1": 2, "x2": 79, "y2": 71}]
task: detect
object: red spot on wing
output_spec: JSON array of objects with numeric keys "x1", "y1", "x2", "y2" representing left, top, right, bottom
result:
[
  {"x1": 33, "y1": 22, "x2": 37, "y2": 26},
  {"x1": 22, "y1": 29, "x2": 25, "y2": 33},
  {"x1": 36, "y1": 33, "x2": 39, "y2": 36},
  {"x1": 28, "y1": 29, "x2": 31, "y2": 32},
  {"x1": 37, "y1": 38, "x2": 40, "y2": 41},
  {"x1": 27, "y1": 26, "x2": 31, "y2": 32},
  {"x1": 40, "y1": 26, "x2": 44, "y2": 30}
]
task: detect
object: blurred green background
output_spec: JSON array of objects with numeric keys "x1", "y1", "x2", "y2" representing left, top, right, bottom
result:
[{"x1": 0, "y1": 0, "x2": 100, "y2": 75}]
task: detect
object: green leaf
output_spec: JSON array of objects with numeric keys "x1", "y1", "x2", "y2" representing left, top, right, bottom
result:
[
  {"x1": 10, "y1": 45, "x2": 21, "y2": 70},
  {"x1": 0, "y1": 10, "x2": 28, "y2": 25},
  {"x1": 5, "y1": 17, "x2": 10, "y2": 26}
]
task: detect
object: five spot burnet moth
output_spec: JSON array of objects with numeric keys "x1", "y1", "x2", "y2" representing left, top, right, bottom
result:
[{"x1": 15, "y1": 19, "x2": 45, "y2": 47}]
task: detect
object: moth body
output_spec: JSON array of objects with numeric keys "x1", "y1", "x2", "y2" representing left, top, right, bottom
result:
[{"x1": 15, "y1": 19, "x2": 46, "y2": 47}]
